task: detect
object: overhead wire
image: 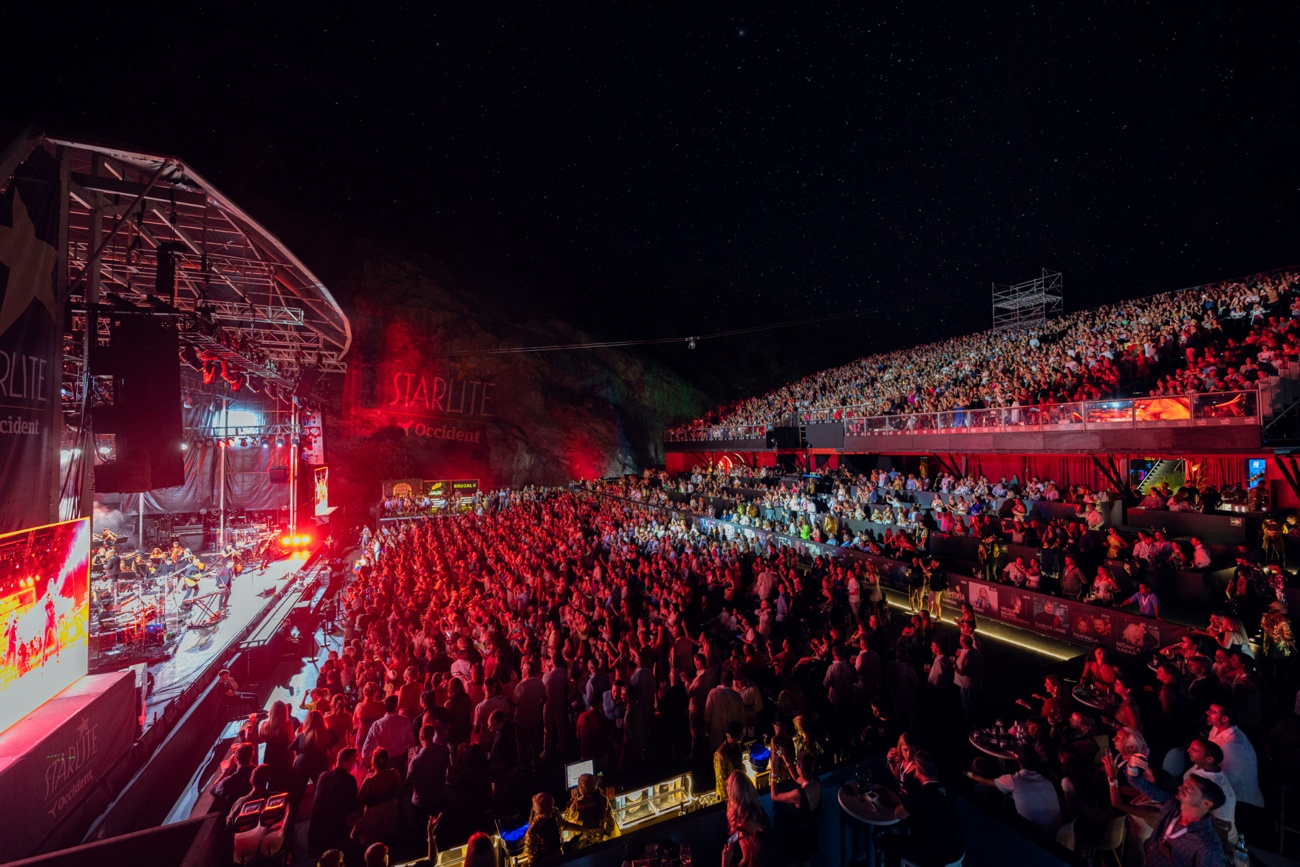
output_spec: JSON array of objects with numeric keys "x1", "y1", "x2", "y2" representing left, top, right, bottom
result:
[{"x1": 454, "y1": 301, "x2": 911, "y2": 356}]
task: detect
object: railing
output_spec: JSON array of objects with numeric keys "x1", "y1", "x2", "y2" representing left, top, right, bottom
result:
[
  {"x1": 665, "y1": 423, "x2": 767, "y2": 443},
  {"x1": 669, "y1": 389, "x2": 1260, "y2": 443}
]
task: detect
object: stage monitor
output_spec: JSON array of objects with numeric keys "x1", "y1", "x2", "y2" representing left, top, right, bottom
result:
[
  {"x1": 0, "y1": 518, "x2": 91, "y2": 734},
  {"x1": 564, "y1": 758, "x2": 594, "y2": 790}
]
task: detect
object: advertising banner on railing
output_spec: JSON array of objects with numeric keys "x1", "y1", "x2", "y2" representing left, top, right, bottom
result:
[
  {"x1": 687, "y1": 506, "x2": 1189, "y2": 657},
  {"x1": 950, "y1": 575, "x2": 1185, "y2": 658}
]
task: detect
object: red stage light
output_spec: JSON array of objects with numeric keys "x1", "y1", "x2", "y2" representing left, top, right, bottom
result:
[
  {"x1": 280, "y1": 537, "x2": 290, "y2": 546},
  {"x1": 301, "y1": 534, "x2": 311, "y2": 546}
]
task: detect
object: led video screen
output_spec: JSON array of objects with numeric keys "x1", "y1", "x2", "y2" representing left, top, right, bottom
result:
[{"x1": 0, "y1": 518, "x2": 91, "y2": 734}]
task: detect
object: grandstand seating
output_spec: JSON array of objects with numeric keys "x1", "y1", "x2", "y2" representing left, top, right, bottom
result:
[{"x1": 670, "y1": 270, "x2": 1300, "y2": 441}]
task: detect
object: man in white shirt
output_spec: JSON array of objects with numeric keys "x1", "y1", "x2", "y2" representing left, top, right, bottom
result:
[
  {"x1": 1206, "y1": 702, "x2": 1264, "y2": 808},
  {"x1": 969, "y1": 747, "x2": 1062, "y2": 835},
  {"x1": 1002, "y1": 557, "x2": 1030, "y2": 587},
  {"x1": 703, "y1": 677, "x2": 745, "y2": 750},
  {"x1": 362, "y1": 695, "x2": 418, "y2": 773},
  {"x1": 823, "y1": 644, "x2": 857, "y2": 709},
  {"x1": 513, "y1": 661, "x2": 546, "y2": 763},
  {"x1": 1190, "y1": 537, "x2": 1213, "y2": 570},
  {"x1": 1184, "y1": 738, "x2": 1238, "y2": 843}
]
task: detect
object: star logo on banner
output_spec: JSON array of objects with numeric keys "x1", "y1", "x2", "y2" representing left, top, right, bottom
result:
[
  {"x1": 448, "y1": 355, "x2": 479, "y2": 380},
  {"x1": 0, "y1": 188, "x2": 59, "y2": 337}
]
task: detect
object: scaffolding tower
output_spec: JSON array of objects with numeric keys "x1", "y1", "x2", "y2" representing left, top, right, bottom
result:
[{"x1": 992, "y1": 269, "x2": 1064, "y2": 331}]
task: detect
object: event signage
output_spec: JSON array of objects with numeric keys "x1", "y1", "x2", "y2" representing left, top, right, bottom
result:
[
  {"x1": 381, "y1": 478, "x2": 480, "y2": 509},
  {"x1": 388, "y1": 369, "x2": 495, "y2": 419},
  {"x1": 0, "y1": 148, "x2": 64, "y2": 534},
  {"x1": 0, "y1": 671, "x2": 138, "y2": 861}
]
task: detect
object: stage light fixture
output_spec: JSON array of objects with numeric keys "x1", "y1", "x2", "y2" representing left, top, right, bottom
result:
[
  {"x1": 275, "y1": 436, "x2": 285, "y2": 447},
  {"x1": 180, "y1": 441, "x2": 189, "y2": 451},
  {"x1": 239, "y1": 437, "x2": 248, "y2": 448},
  {"x1": 180, "y1": 344, "x2": 204, "y2": 373},
  {"x1": 261, "y1": 437, "x2": 270, "y2": 448}
]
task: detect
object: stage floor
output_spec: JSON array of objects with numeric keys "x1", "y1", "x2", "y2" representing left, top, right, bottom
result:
[{"x1": 142, "y1": 555, "x2": 312, "y2": 724}]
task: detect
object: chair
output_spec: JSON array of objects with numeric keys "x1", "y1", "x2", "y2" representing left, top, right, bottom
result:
[
  {"x1": 1055, "y1": 819, "x2": 1076, "y2": 852},
  {"x1": 1094, "y1": 814, "x2": 1126, "y2": 867},
  {"x1": 1280, "y1": 783, "x2": 1300, "y2": 855}
]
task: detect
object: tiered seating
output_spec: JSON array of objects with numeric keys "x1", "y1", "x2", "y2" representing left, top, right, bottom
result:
[{"x1": 671, "y1": 270, "x2": 1300, "y2": 437}]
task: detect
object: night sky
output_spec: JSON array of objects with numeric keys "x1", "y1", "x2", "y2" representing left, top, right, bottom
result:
[{"x1": 10, "y1": 4, "x2": 1300, "y2": 392}]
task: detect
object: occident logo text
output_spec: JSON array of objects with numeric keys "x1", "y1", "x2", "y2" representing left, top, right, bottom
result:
[
  {"x1": 400, "y1": 421, "x2": 483, "y2": 443},
  {"x1": 0, "y1": 414, "x2": 40, "y2": 434},
  {"x1": 44, "y1": 717, "x2": 99, "y2": 805}
]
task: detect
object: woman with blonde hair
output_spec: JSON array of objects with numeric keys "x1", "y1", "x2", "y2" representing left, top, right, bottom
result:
[
  {"x1": 886, "y1": 732, "x2": 920, "y2": 787},
  {"x1": 723, "y1": 771, "x2": 774, "y2": 867},
  {"x1": 258, "y1": 700, "x2": 297, "y2": 792}
]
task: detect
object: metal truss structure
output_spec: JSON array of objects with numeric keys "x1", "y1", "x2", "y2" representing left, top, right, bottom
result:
[
  {"x1": 992, "y1": 268, "x2": 1063, "y2": 331},
  {"x1": 1, "y1": 130, "x2": 351, "y2": 429}
]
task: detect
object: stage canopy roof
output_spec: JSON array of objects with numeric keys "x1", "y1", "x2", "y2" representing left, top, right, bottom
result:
[{"x1": 1, "y1": 129, "x2": 350, "y2": 391}]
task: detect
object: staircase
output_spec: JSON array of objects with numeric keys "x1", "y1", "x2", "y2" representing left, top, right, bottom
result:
[
  {"x1": 1137, "y1": 459, "x2": 1184, "y2": 494},
  {"x1": 1260, "y1": 362, "x2": 1300, "y2": 445}
]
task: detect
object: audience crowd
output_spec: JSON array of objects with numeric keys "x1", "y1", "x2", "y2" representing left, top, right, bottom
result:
[
  {"x1": 671, "y1": 270, "x2": 1300, "y2": 438},
  {"x1": 208, "y1": 475, "x2": 1297, "y2": 867}
]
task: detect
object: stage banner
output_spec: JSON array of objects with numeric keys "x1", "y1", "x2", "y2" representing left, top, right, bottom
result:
[
  {"x1": 314, "y1": 466, "x2": 330, "y2": 517},
  {"x1": 0, "y1": 671, "x2": 138, "y2": 861},
  {"x1": 0, "y1": 147, "x2": 64, "y2": 534}
]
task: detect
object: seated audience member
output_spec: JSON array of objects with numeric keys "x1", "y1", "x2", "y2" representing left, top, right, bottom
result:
[
  {"x1": 523, "y1": 793, "x2": 562, "y2": 864},
  {"x1": 1102, "y1": 752, "x2": 1227, "y2": 867},
  {"x1": 968, "y1": 746, "x2": 1062, "y2": 837},
  {"x1": 878, "y1": 750, "x2": 964, "y2": 867},
  {"x1": 561, "y1": 773, "x2": 615, "y2": 849}
]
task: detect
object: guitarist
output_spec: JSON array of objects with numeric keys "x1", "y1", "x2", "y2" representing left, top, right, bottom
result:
[{"x1": 177, "y1": 551, "x2": 206, "y2": 605}]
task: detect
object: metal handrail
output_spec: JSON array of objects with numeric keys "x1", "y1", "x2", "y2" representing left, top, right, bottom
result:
[{"x1": 669, "y1": 388, "x2": 1261, "y2": 442}]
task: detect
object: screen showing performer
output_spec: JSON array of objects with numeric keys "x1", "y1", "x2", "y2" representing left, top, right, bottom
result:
[
  {"x1": 314, "y1": 466, "x2": 329, "y2": 517},
  {"x1": 0, "y1": 518, "x2": 91, "y2": 734}
]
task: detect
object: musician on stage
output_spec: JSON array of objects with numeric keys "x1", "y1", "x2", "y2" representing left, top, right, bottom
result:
[
  {"x1": 216, "y1": 558, "x2": 236, "y2": 615},
  {"x1": 177, "y1": 552, "x2": 206, "y2": 605}
]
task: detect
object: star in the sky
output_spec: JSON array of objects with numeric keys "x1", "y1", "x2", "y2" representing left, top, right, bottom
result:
[{"x1": 0, "y1": 188, "x2": 59, "y2": 337}]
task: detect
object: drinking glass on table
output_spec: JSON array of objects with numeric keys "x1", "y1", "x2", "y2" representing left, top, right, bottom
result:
[{"x1": 680, "y1": 843, "x2": 692, "y2": 866}]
